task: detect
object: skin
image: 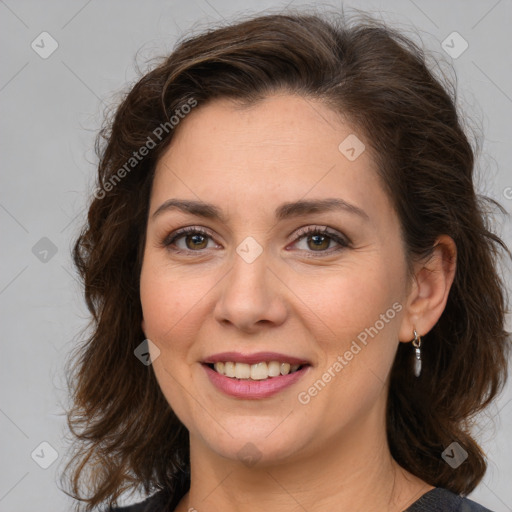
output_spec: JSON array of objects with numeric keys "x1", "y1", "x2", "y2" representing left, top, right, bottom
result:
[{"x1": 139, "y1": 94, "x2": 456, "y2": 512}]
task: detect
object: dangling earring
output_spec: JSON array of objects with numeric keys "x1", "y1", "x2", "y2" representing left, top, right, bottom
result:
[{"x1": 412, "y1": 329, "x2": 422, "y2": 377}]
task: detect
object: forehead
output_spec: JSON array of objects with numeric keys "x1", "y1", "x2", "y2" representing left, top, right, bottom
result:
[{"x1": 150, "y1": 94, "x2": 391, "y2": 225}]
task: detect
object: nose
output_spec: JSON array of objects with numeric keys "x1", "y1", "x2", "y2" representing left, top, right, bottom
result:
[{"x1": 213, "y1": 250, "x2": 288, "y2": 334}]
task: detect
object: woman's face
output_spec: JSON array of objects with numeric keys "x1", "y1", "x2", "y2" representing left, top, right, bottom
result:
[{"x1": 140, "y1": 94, "x2": 412, "y2": 466}]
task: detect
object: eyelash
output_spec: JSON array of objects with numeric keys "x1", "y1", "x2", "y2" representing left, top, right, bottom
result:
[{"x1": 161, "y1": 225, "x2": 351, "y2": 257}]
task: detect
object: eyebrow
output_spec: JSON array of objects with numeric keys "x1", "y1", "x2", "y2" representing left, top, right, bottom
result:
[{"x1": 151, "y1": 198, "x2": 369, "y2": 222}]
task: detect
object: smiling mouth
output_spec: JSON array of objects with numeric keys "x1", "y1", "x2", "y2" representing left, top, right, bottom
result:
[{"x1": 205, "y1": 361, "x2": 306, "y2": 380}]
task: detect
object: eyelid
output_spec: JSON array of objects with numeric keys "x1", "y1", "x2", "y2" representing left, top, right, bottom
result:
[
  {"x1": 287, "y1": 225, "x2": 351, "y2": 254},
  {"x1": 290, "y1": 224, "x2": 350, "y2": 243},
  {"x1": 161, "y1": 225, "x2": 219, "y2": 250}
]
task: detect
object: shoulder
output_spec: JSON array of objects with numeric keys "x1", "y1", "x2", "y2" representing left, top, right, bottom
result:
[
  {"x1": 103, "y1": 470, "x2": 189, "y2": 511},
  {"x1": 405, "y1": 487, "x2": 494, "y2": 512},
  {"x1": 103, "y1": 489, "x2": 173, "y2": 512}
]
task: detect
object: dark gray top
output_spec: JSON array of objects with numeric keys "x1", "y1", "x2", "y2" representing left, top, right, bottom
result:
[
  {"x1": 404, "y1": 488, "x2": 493, "y2": 511},
  {"x1": 106, "y1": 487, "x2": 494, "y2": 511}
]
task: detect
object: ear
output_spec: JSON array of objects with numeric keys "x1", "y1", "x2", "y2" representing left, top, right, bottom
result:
[{"x1": 398, "y1": 235, "x2": 457, "y2": 342}]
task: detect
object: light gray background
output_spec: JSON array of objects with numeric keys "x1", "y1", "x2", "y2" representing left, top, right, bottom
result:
[{"x1": 1, "y1": 0, "x2": 511, "y2": 510}]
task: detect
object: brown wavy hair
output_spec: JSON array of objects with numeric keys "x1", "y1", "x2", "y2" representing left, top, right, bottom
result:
[{"x1": 61, "y1": 8, "x2": 511, "y2": 510}]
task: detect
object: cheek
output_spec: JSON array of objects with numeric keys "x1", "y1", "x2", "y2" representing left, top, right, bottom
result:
[
  {"x1": 139, "y1": 263, "x2": 204, "y2": 423},
  {"x1": 297, "y1": 272, "x2": 402, "y2": 416},
  {"x1": 305, "y1": 267, "x2": 403, "y2": 380},
  {"x1": 140, "y1": 259, "x2": 210, "y2": 341},
  {"x1": 302, "y1": 266, "x2": 398, "y2": 335}
]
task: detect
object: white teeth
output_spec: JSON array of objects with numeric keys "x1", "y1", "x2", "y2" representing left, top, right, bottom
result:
[
  {"x1": 280, "y1": 362, "x2": 291, "y2": 375},
  {"x1": 224, "y1": 362, "x2": 236, "y2": 378},
  {"x1": 251, "y1": 362, "x2": 268, "y2": 380},
  {"x1": 211, "y1": 360, "x2": 304, "y2": 380},
  {"x1": 235, "y1": 363, "x2": 251, "y2": 379},
  {"x1": 267, "y1": 361, "x2": 281, "y2": 377}
]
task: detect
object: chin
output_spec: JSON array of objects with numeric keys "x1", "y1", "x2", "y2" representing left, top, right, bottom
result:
[{"x1": 193, "y1": 415, "x2": 313, "y2": 467}]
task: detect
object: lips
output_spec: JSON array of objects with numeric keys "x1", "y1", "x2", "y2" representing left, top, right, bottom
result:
[
  {"x1": 201, "y1": 351, "x2": 312, "y2": 399},
  {"x1": 203, "y1": 351, "x2": 310, "y2": 366},
  {"x1": 203, "y1": 363, "x2": 310, "y2": 399}
]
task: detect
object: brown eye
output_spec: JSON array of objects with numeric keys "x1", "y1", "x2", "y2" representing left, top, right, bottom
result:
[
  {"x1": 306, "y1": 234, "x2": 332, "y2": 251},
  {"x1": 292, "y1": 226, "x2": 350, "y2": 256},
  {"x1": 184, "y1": 233, "x2": 208, "y2": 250},
  {"x1": 163, "y1": 227, "x2": 218, "y2": 253}
]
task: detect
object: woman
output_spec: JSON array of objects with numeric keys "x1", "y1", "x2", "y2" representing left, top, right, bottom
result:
[{"x1": 62, "y1": 10, "x2": 510, "y2": 512}]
